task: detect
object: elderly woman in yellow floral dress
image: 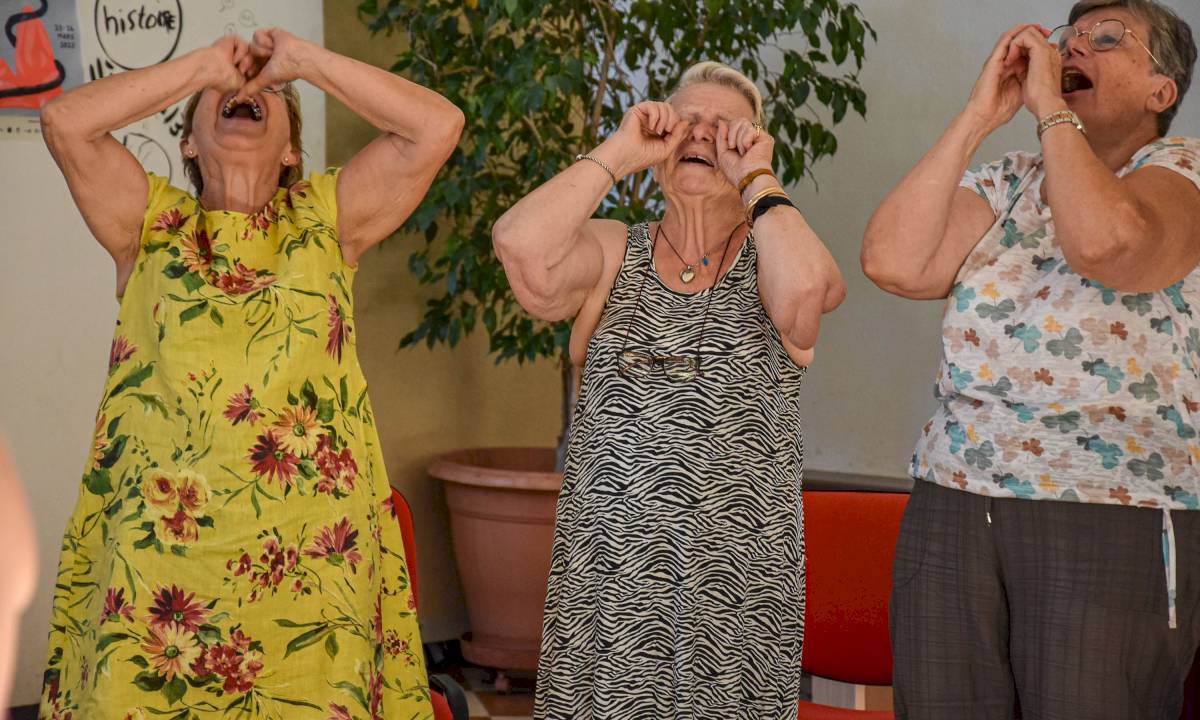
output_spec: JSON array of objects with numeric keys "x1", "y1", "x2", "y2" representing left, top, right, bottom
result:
[{"x1": 37, "y1": 27, "x2": 462, "y2": 719}]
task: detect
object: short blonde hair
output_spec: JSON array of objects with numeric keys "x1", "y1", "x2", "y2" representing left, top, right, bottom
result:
[
  {"x1": 672, "y1": 61, "x2": 765, "y2": 126},
  {"x1": 180, "y1": 83, "x2": 305, "y2": 194}
]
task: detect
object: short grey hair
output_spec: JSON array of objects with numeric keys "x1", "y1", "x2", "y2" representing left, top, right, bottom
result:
[
  {"x1": 672, "y1": 61, "x2": 766, "y2": 126},
  {"x1": 1069, "y1": 0, "x2": 1196, "y2": 135}
]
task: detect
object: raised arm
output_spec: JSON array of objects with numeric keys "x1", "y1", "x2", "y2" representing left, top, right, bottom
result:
[
  {"x1": 861, "y1": 25, "x2": 1045, "y2": 300},
  {"x1": 40, "y1": 37, "x2": 249, "y2": 290},
  {"x1": 239, "y1": 29, "x2": 464, "y2": 266},
  {"x1": 1006, "y1": 26, "x2": 1200, "y2": 292},
  {"x1": 491, "y1": 102, "x2": 689, "y2": 321},
  {"x1": 715, "y1": 120, "x2": 845, "y2": 354}
]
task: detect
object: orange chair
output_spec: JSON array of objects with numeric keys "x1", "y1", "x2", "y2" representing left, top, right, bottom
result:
[
  {"x1": 389, "y1": 487, "x2": 469, "y2": 720},
  {"x1": 797, "y1": 490, "x2": 908, "y2": 719}
]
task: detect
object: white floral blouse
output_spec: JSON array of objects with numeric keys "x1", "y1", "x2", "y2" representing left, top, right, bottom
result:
[{"x1": 912, "y1": 136, "x2": 1200, "y2": 511}]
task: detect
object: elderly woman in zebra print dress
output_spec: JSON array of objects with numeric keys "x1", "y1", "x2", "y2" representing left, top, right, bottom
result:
[{"x1": 492, "y1": 61, "x2": 845, "y2": 720}]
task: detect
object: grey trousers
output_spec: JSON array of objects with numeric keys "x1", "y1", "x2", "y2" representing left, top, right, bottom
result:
[{"x1": 890, "y1": 480, "x2": 1200, "y2": 720}]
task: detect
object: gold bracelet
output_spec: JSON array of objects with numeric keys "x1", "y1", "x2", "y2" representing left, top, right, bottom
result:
[
  {"x1": 744, "y1": 186, "x2": 788, "y2": 211},
  {"x1": 737, "y1": 168, "x2": 775, "y2": 194},
  {"x1": 744, "y1": 187, "x2": 790, "y2": 225},
  {"x1": 575, "y1": 153, "x2": 617, "y2": 187}
]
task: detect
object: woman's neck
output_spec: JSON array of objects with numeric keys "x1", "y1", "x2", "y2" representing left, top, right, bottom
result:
[
  {"x1": 198, "y1": 159, "x2": 281, "y2": 214},
  {"x1": 659, "y1": 188, "x2": 745, "y2": 259}
]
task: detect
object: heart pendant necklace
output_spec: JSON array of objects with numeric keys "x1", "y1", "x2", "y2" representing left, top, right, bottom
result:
[
  {"x1": 658, "y1": 223, "x2": 730, "y2": 284},
  {"x1": 656, "y1": 222, "x2": 743, "y2": 285}
]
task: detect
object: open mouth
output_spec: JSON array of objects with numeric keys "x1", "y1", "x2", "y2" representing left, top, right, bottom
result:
[
  {"x1": 221, "y1": 96, "x2": 263, "y2": 121},
  {"x1": 680, "y1": 153, "x2": 714, "y2": 168},
  {"x1": 1061, "y1": 68, "x2": 1094, "y2": 95}
]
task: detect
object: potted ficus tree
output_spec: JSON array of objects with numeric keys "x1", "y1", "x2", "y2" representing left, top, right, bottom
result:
[{"x1": 358, "y1": 0, "x2": 873, "y2": 678}]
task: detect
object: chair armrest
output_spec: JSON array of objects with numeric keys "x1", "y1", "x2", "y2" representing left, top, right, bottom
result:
[{"x1": 430, "y1": 673, "x2": 470, "y2": 720}]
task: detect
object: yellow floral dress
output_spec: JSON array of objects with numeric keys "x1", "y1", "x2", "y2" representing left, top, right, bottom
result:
[{"x1": 39, "y1": 170, "x2": 432, "y2": 720}]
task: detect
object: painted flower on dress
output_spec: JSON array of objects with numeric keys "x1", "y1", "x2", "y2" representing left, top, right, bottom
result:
[
  {"x1": 41, "y1": 677, "x2": 72, "y2": 720},
  {"x1": 273, "y1": 405, "x2": 321, "y2": 456},
  {"x1": 140, "y1": 624, "x2": 201, "y2": 680},
  {"x1": 384, "y1": 629, "x2": 409, "y2": 658},
  {"x1": 314, "y1": 434, "x2": 358, "y2": 495},
  {"x1": 286, "y1": 180, "x2": 310, "y2": 210},
  {"x1": 180, "y1": 228, "x2": 215, "y2": 274},
  {"x1": 190, "y1": 629, "x2": 264, "y2": 694},
  {"x1": 150, "y1": 208, "x2": 186, "y2": 233},
  {"x1": 229, "y1": 534, "x2": 303, "y2": 602},
  {"x1": 158, "y1": 510, "x2": 200, "y2": 544},
  {"x1": 90, "y1": 414, "x2": 109, "y2": 467},
  {"x1": 147, "y1": 585, "x2": 208, "y2": 632},
  {"x1": 326, "y1": 703, "x2": 352, "y2": 720},
  {"x1": 176, "y1": 470, "x2": 211, "y2": 515},
  {"x1": 369, "y1": 665, "x2": 384, "y2": 720},
  {"x1": 326, "y1": 294, "x2": 350, "y2": 362},
  {"x1": 223, "y1": 384, "x2": 262, "y2": 426},
  {"x1": 304, "y1": 517, "x2": 363, "y2": 572},
  {"x1": 241, "y1": 203, "x2": 279, "y2": 241},
  {"x1": 101, "y1": 587, "x2": 135, "y2": 623},
  {"x1": 108, "y1": 336, "x2": 136, "y2": 371},
  {"x1": 248, "y1": 430, "x2": 300, "y2": 488},
  {"x1": 141, "y1": 471, "x2": 178, "y2": 513},
  {"x1": 121, "y1": 710, "x2": 146, "y2": 720},
  {"x1": 213, "y1": 261, "x2": 276, "y2": 296},
  {"x1": 140, "y1": 469, "x2": 211, "y2": 546}
]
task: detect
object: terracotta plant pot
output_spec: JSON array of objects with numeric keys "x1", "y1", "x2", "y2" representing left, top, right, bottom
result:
[{"x1": 429, "y1": 447, "x2": 562, "y2": 671}]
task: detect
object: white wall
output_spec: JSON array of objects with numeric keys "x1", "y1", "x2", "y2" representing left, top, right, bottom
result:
[
  {"x1": 0, "y1": 1, "x2": 324, "y2": 706},
  {"x1": 2, "y1": 0, "x2": 1199, "y2": 706},
  {"x1": 792, "y1": 0, "x2": 1200, "y2": 478}
]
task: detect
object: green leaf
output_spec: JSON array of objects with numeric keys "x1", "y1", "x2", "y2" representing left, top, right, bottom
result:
[
  {"x1": 98, "y1": 435, "x2": 128, "y2": 468},
  {"x1": 181, "y1": 271, "x2": 206, "y2": 293},
  {"x1": 111, "y1": 362, "x2": 155, "y2": 397},
  {"x1": 316, "y1": 398, "x2": 335, "y2": 423},
  {"x1": 162, "y1": 675, "x2": 187, "y2": 705},
  {"x1": 284, "y1": 625, "x2": 330, "y2": 658},
  {"x1": 300, "y1": 380, "x2": 318, "y2": 410},
  {"x1": 324, "y1": 631, "x2": 339, "y2": 660},
  {"x1": 96, "y1": 632, "x2": 133, "y2": 652},
  {"x1": 85, "y1": 468, "x2": 114, "y2": 495},
  {"x1": 133, "y1": 670, "x2": 165, "y2": 691},
  {"x1": 131, "y1": 393, "x2": 170, "y2": 419},
  {"x1": 179, "y1": 301, "x2": 209, "y2": 324},
  {"x1": 272, "y1": 697, "x2": 323, "y2": 710}
]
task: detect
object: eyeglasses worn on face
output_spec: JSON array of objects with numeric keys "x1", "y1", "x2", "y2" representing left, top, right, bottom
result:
[{"x1": 1049, "y1": 19, "x2": 1163, "y2": 68}]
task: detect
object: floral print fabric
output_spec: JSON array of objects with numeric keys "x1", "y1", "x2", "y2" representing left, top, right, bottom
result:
[
  {"x1": 912, "y1": 137, "x2": 1200, "y2": 509},
  {"x1": 40, "y1": 170, "x2": 431, "y2": 719}
]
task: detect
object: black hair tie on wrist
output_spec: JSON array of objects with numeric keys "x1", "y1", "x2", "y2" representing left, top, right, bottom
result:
[{"x1": 750, "y1": 195, "x2": 796, "y2": 225}]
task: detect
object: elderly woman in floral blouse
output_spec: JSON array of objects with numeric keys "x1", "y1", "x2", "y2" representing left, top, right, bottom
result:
[{"x1": 863, "y1": 1, "x2": 1199, "y2": 718}]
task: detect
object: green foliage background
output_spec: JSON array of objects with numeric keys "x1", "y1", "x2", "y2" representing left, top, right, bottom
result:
[{"x1": 358, "y1": 0, "x2": 874, "y2": 364}]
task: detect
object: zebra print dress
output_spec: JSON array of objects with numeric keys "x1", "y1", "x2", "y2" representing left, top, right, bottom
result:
[{"x1": 535, "y1": 222, "x2": 807, "y2": 720}]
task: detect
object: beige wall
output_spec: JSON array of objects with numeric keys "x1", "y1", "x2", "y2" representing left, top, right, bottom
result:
[{"x1": 321, "y1": 7, "x2": 562, "y2": 645}]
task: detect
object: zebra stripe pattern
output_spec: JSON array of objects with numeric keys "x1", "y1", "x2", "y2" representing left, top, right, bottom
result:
[{"x1": 535, "y1": 222, "x2": 807, "y2": 720}]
